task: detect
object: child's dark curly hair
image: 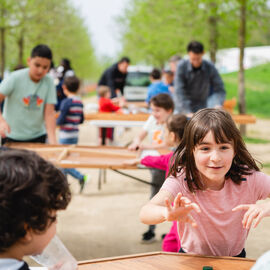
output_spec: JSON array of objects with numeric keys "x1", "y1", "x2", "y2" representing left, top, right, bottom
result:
[{"x1": 0, "y1": 149, "x2": 71, "y2": 252}]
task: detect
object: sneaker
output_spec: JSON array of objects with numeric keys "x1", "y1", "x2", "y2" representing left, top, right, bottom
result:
[
  {"x1": 79, "y1": 174, "x2": 91, "y2": 193},
  {"x1": 141, "y1": 230, "x2": 156, "y2": 244}
]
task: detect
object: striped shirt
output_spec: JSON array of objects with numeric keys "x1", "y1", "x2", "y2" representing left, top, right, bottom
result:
[{"x1": 57, "y1": 96, "x2": 84, "y2": 139}]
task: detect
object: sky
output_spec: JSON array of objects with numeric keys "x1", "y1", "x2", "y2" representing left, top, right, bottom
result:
[{"x1": 70, "y1": 0, "x2": 130, "y2": 59}]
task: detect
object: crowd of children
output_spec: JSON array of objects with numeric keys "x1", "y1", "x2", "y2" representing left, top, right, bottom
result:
[{"x1": 1, "y1": 43, "x2": 270, "y2": 269}]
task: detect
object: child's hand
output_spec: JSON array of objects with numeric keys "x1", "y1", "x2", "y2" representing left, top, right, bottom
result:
[
  {"x1": 164, "y1": 193, "x2": 201, "y2": 226},
  {"x1": 0, "y1": 118, "x2": 11, "y2": 137},
  {"x1": 123, "y1": 158, "x2": 140, "y2": 166},
  {"x1": 128, "y1": 142, "x2": 140, "y2": 151},
  {"x1": 119, "y1": 97, "x2": 127, "y2": 108},
  {"x1": 232, "y1": 202, "x2": 270, "y2": 229},
  {"x1": 138, "y1": 143, "x2": 149, "y2": 150}
]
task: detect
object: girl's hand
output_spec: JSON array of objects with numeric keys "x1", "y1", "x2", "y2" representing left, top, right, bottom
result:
[
  {"x1": 123, "y1": 158, "x2": 140, "y2": 166},
  {"x1": 138, "y1": 143, "x2": 149, "y2": 150},
  {"x1": 128, "y1": 142, "x2": 140, "y2": 151},
  {"x1": 232, "y1": 202, "x2": 270, "y2": 229},
  {"x1": 164, "y1": 193, "x2": 201, "y2": 226}
]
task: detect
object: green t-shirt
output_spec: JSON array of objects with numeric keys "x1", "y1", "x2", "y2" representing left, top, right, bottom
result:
[{"x1": 0, "y1": 68, "x2": 56, "y2": 140}]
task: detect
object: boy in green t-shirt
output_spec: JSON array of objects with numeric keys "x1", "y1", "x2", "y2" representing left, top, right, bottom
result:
[{"x1": 0, "y1": 44, "x2": 57, "y2": 144}]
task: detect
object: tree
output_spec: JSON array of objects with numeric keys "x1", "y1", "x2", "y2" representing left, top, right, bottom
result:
[
  {"x1": 118, "y1": 0, "x2": 270, "y2": 68},
  {"x1": 0, "y1": 0, "x2": 21, "y2": 78},
  {"x1": 238, "y1": 0, "x2": 246, "y2": 135},
  {"x1": 1, "y1": 0, "x2": 99, "y2": 80}
]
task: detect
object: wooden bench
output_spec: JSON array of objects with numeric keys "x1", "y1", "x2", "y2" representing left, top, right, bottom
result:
[{"x1": 223, "y1": 98, "x2": 256, "y2": 124}]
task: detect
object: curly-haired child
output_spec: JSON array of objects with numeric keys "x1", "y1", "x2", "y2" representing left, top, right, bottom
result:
[{"x1": 0, "y1": 149, "x2": 71, "y2": 269}]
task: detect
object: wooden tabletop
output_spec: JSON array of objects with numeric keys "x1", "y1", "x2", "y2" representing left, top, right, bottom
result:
[
  {"x1": 78, "y1": 252, "x2": 255, "y2": 270},
  {"x1": 5, "y1": 143, "x2": 170, "y2": 169},
  {"x1": 84, "y1": 112, "x2": 256, "y2": 124},
  {"x1": 5, "y1": 143, "x2": 139, "y2": 169}
]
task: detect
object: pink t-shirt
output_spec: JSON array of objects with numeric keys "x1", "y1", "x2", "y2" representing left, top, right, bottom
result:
[{"x1": 161, "y1": 171, "x2": 270, "y2": 256}]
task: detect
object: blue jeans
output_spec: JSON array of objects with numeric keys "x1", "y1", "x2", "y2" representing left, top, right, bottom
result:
[{"x1": 59, "y1": 137, "x2": 84, "y2": 181}]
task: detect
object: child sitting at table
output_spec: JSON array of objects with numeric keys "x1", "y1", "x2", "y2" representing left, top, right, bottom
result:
[
  {"x1": 0, "y1": 149, "x2": 71, "y2": 269},
  {"x1": 57, "y1": 75, "x2": 89, "y2": 193},
  {"x1": 129, "y1": 93, "x2": 174, "y2": 243},
  {"x1": 98, "y1": 86, "x2": 125, "y2": 145},
  {"x1": 126, "y1": 113, "x2": 188, "y2": 250},
  {"x1": 140, "y1": 108, "x2": 270, "y2": 257}
]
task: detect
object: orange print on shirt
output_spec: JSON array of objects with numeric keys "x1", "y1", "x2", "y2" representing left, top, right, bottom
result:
[
  {"x1": 23, "y1": 96, "x2": 30, "y2": 106},
  {"x1": 36, "y1": 96, "x2": 44, "y2": 106},
  {"x1": 152, "y1": 130, "x2": 163, "y2": 145}
]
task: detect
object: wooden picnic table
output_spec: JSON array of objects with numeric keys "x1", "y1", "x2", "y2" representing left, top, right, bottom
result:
[
  {"x1": 5, "y1": 143, "x2": 139, "y2": 169},
  {"x1": 85, "y1": 112, "x2": 256, "y2": 124},
  {"x1": 78, "y1": 252, "x2": 256, "y2": 270},
  {"x1": 5, "y1": 143, "x2": 170, "y2": 189}
]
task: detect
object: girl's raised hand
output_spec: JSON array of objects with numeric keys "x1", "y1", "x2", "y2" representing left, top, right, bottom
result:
[
  {"x1": 164, "y1": 193, "x2": 201, "y2": 226},
  {"x1": 232, "y1": 202, "x2": 270, "y2": 229}
]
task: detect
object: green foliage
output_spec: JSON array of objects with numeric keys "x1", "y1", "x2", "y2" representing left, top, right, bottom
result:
[
  {"x1": 263, "y1": 163, "x2": 270, "y2": 168},
  {"x1": 118, "y1": 0, "x2": 270, "y2": 66},
  {"x1": 1, "y1": 0, "x2": 100, "y2": 80},
  {"x1": 243, "y1": 136, "x2": 270, "y2": 144},
  {"x1": 222, "y1": 63, "x2": 270, "y2": 117}
]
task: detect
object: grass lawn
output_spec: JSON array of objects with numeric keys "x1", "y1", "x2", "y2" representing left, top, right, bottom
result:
[{"x1": 222, "y1": 63, "x2": 270, "y2": 118}]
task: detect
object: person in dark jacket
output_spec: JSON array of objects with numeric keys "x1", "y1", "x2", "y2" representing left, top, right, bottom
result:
[
  {"x1": 98, "y1": 57, "x2": 130, "y2": 99},
  {"x1": 174, "y1": 41, "x2": 226, "y2": 114}
]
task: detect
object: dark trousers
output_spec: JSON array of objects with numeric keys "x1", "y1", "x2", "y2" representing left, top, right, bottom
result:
[
  {"x1": 149, "y1": 168, "x2": 166, "y2": 232},
  {"x1": 100, "y1": 128, "x2": 114, "y2": 145},
  {"x1": 179, "y1": 248, "x2": 246, "y2": 258},
  {"x1": 2, "y1": 134, "x2": 47, "y2": 145}
]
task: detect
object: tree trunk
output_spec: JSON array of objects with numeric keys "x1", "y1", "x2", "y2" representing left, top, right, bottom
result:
[
  {"x1": 0, "y1": 28, "x2": 5, "y2": 79},
  {"x1": 208, "y1": 2, "x2": 218, "y2": 64},
  {"x1": 18, "y1": 31, "x2": 24, "y2": 65},
  {"x1": 238, "y1": 0, "x2": 246, "y2": 135}
]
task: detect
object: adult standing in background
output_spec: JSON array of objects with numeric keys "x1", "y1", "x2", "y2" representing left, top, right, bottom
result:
[
  {"x1": 174, "y1": 41, "x2": 225, "y2": 114},
  {"x1": 169, "y1": 54, "x2": 181, "y2": 75},
  {"x1": 56, "y1": 58, "x2": 75, "y2": 111},
  {"x1": 98, "y1": 57, "x2": 130, "y2": 99}
]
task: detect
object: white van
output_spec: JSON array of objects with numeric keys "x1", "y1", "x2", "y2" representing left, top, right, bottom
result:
[{"x1": 124, "y1": 66, "x2": 152, "y2": 101}]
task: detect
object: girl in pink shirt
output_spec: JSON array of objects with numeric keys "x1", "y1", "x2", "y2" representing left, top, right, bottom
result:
[
  {"x1": 126, "y1": 114, "x2": 188, "y2": 251},
  {"x1": 139, "y1": 108, "x2": 270, "y2": 257}
]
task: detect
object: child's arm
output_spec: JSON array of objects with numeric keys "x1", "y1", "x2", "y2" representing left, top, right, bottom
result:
[
  {"x1": 123, "y1": 158, "x2": 141, "y2": 166},
  {"x1": 232, "y1": 200, "x2": 270, "y2": 229},
  {"x1": 128, "y1": 129, "x2": 148, "y2": 151},
  {"x1": 0, "y1": 93, "x2": 10, "y2": 137},
  {"x1": 141, "y1": 154, "x2": 170, "y2": 171},
  {"x1": 80, "y1": 111, "x2": 84, "y2": 124},
  {"x1": 123, "y1": 153, "x2": 170, "y2": 170},
  {"x1": 44, "y1": 104, "x2": 57, "y2": 144},
  {"x1": 108, "y1": 100, "x2": 120, "y2": 112},
  {"x1": 56, "y1": 100, "x2": 70, "y2": 125},
  {"x1": 139, "y1": 141, "x2": 168, "y2": 150},
  {"x1": 140, "y1": 190, "x2": 201, "y2": 226}
]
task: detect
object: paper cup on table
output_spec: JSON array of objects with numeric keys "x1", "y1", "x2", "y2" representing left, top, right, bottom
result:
[{"x1": 30, "y1": 235, "x2": 77, "y2": 270}]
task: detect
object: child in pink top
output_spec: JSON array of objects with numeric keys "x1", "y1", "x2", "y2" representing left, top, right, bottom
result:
[
  {"x1": 140, "y1": 108, "x2": 270, "y2": 257},
  {"x1": 126, "y1": 114, "x2": 188, "y2": 251}
]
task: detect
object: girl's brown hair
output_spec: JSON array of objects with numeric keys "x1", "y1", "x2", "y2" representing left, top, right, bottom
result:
[
  {"x1": 169, "y1": 108, "x2": 259, "y2": 192},
  {"x1": 166, "y1": 114, "x2": 188, "y2": 142}
]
